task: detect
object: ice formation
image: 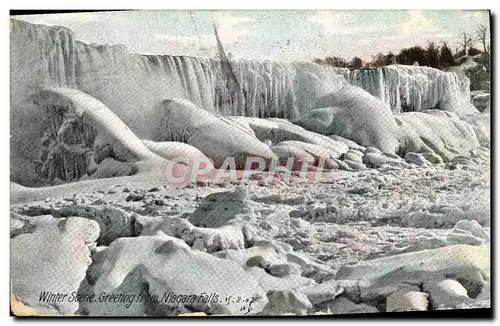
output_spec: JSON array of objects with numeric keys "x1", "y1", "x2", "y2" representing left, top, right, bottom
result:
[
  {"x1": 294, "y1": 86, "x2": 402, "y2": 153},
  {"x1": 11, "y1": 19, "x2": 476, "y2": 125},
  {"x1": 342, "y1": 65, "x2": 478, "y2": 114},
  {"x1": 158, "y1": 98, "x2": 277, "y2": 169},
  {"x1": 10, "y1": 19, "x2": 347, "y2": 125},
  {"x1": 10, "y1": 19, "x2": 486, "y2": 186},
  {"x1": 141, "y1": 139, "x2": 214, "y2": 171},
  {"x1": 8, "y1": 19, "x2": 491, "y2": 316}
]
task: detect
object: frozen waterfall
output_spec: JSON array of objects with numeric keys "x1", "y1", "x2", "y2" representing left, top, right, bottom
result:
[
  {"x1": 10, "y1": 18, "x2": 479, "y2": 186},
  {"x1": 11, "y1": 18, "x2": 475, "y2": 124},
  {"x1": 343, "y1": 65, "x2": 476, "y2": 114}
]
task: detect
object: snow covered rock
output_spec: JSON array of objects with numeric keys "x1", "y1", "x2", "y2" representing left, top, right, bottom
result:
[
  {"x1": 476, "y1": 283, "x2": 490, "y2": 301},
  {"x1": 423, "y1": 279, "x2": 470, "y2": 309},
  {"x1": 81, "y1": 234, "x2": 268, "y2": 316},
  {"x1": 260, "y1": 290, "x2": 312, "y2": 316},
  {"x1": 343, "y1": 160, "x2": 367, "y2": 171},
  {"x1": 470, "y1": 91, "x2": 490, "y2": 113},
  {"x1": 328, "y1": 135, "x2": 363, "y2": 151},
  {"x1": 214, "y1": 240, "x2": 289, "y2": 268},
  {"x1": 446, "y1": 220, "x2": 490, "y2": 246},
  {"x1": 10, "y1": 212, "x2": 38, "y2": 237},
  {"x1": 54, "y1": 205, "x2": 136, "y2": 245},
  {"x1": 461, "y1": 113, "x2": 490, "y2": 148},
  {"x1": 142, "y1": 139, "x2": 214, "y2": 172},
  {"x1": 11, "y1": 216, "x2": 99, "y2": 315},
  {"x1": 386, "y1": 288, "x2": 428, "y2": 312},
  {"x1": 404, "y1": 152, "x2": 431, "y2": 166},
  {"x1": 297, "y1": 279, "x2": 344, "y2": 305},
  {"x1": 399, "y1": 203, "x2": 489, "y2": 229},
  {"x1": 247, "y1": 266, "x2": 315, "y2": 294},
  {"x1": 363, "y1": 152, "x2": 406, "y2": 168},
  {"x1": 336, "y1": 243, "x2": 490, "y2": 304},
  {"x1": 137, "y1": 215, "x2": 250, "y2": 253},
  {"x1": 396, "y1": 111, "x2": 480, "y2": 162},
  {"x1": 276, "y1": 141, "x2": 339, "y2": 169},
  {"x1": 270, "y1": 145, "x2": 315, "y2": 170},
  {"x1": 90, "y1": 158, "x2": 135, "y2": 179},
  {"x1": 333, "y1": 158, "x2": 351, "y2": 171},
  {"x1": 342, "y1": 149, "x2": 364, "y2": 163},
  {"x1": 365, "y1": 147, "x2": 382, "y2": 154},
  {"x1": 450, "y1": 155, "x2": 478, "y2": 169},
  {"x1": 191, "y1": 223, "x2": 250, "y2": 253},
  {"x1": 286, "y1": 252, "x2": 336, "y2": 283},
  {"x1": 187, "y1": 185, "x2": 250, "y2": 228},
  {"x1": 229, "y1": 117, "x2": 349, "y2": 157},
  {"x1": 324, "y1": 296, "x2": 379, "y2": 314},
  {"x1": 269, "y1": 263, "x2": 302, "y2": 277}
]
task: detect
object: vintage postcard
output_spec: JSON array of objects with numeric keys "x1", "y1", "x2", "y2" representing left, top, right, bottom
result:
[{"x1": 9, "y1": 10, "x2": 491, "y2": 317}]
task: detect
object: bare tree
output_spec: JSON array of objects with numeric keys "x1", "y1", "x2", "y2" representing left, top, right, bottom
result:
[
  {"x1": 458, "y1": 29, "x2": 476, "y2": 55},
  {"x1": 475, "y1": 24, "x2": 489, "y2": 54}
]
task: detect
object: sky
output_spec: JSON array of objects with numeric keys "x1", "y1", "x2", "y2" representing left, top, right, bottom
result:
[{"x1": 11, "y1": 10, "x2": 490, "y2": 62}]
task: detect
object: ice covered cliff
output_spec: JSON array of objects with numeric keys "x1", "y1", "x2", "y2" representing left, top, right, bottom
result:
[
  {"x1": 10, "y1": 19, "x2": 347, "y2": 123},
  {"x1": 11, "y1": 19, "x2": 475, "y2": 122},
  {"x1": 341, "y1": 65, "x2": 476, "y2": 114},
  {"x1": 10, "y1": 19, "x2": 481, "y2": 186}
]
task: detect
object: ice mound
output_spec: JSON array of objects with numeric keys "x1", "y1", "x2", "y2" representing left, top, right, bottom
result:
[
  {"x1": 89, "y1": 158, "x2": 135, "y2": 179},
  {"x1": 294, "y1": 86, "x2": 401, "y2": 153},
  {"x1": 141, "y1": 139, "x2": 214, "y2": 172},
  {"x1": 294, "y1": 86, "x2": 483, "y2": 162},
  {"x1": 157, "y1": 98, "x2": 277, "y2": 168},
  {"x1": 396, "y1": 110, "x2": 480, "y2": 161},
  {"x1": 11, "y1": 87, "x2": 175, "y2": 186},
  {"x1": 228, "y1": 116, "x2": 349, "y2": 156},
  {"x1": 53, "y1": 204, "x2": 136, "y2": 245},
  {"x1": 460, "y1": 113, "x2": 491, "y2": 148},
  {"x1": 270, "y1": 145, "x2": 316, "y2": 170},
  {"x1": 470, "y1": 91, "x2": 490, "y2": 113},
  {"x1": 386, "y1": 289, "x2": 428, "y2": 312}
]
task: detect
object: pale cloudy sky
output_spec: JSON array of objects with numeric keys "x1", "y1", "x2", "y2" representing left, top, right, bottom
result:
[{"x1": 12, "y1": 10, "x2": 490, "y2": 62}]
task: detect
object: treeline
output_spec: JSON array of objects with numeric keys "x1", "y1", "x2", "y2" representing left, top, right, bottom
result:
[
  {"x1": 313, "y1": 25, "x2": 490, "y2": 71},
  {"x1": 313, "y1": 42, "x2": 484, "y2": 70}
]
